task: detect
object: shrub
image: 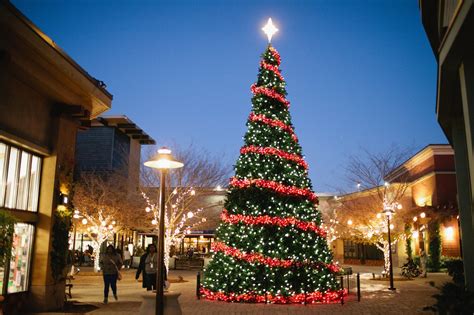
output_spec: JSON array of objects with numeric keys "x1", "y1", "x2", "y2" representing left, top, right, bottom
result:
[{"x1": 401, "y1": 259, "x2": 421, "y2": 279}]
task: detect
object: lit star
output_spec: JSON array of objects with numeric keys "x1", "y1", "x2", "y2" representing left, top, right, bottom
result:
[{"x1": 262, "y1": 18, "x2": 278, "y2": 43}]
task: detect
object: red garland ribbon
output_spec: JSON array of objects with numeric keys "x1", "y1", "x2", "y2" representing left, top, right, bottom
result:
[
  {"x1": 200, "y1": 287, "x2": 346, "y2": 304},
  {"x1": 221, "y1": 209, "x2": 326, "y2": 238},
  {"x1": 240, "y1": 145, "x2": 308, "y2": 169},
  {"x1": 251, "y1": 84, "x2": 290, "y2": 107},
  {"x1": 229, "y1": 177, "x2": 318, "y2": 204},
  {"x1": 260, "y1": 61, "x2": 284, "y2": 81},
  {"x1": 211, "y1": 241, "x2": 340, "y2": 272},
  {"x1": 268, "y1": 46, "x2": 281, "y2": 66},
  {"x1": 248, "y1": 113, "x2": 298, "y2": 142}
]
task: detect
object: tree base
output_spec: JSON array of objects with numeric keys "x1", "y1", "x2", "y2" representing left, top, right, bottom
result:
[{"x1": 200, "y1": 287, "x2": 345, "y2": 304}]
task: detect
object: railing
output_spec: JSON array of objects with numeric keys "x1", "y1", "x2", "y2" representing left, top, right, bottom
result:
[{"x1": 196, "y1": 269, "x2": 362, "y2": 303}]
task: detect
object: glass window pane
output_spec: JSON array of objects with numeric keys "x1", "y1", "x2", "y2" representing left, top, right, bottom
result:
[
  {"x1": 0, "y1": 143, "x2": 7, "y2": 207},
  {"x1": 28, "y1": 156, "x2": 41, "y2": 212},
  {"x1": 5, "y1": 148, "x2": 19, "y2": 208},
  {"x1": 7, "y1": 223, "x2": 34, "y2": 293},
  {"x1": 16, "y1": 151, "x2": 31, "y2": 210}
]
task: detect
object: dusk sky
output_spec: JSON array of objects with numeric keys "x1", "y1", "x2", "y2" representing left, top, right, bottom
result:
[{"x1": 13, "y1": 0, "x2": 447, "y2": 192}]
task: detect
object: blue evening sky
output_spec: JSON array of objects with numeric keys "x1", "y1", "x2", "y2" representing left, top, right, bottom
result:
[{"x1": 12, "y1": 0, "x2": 446, "y2": 192}]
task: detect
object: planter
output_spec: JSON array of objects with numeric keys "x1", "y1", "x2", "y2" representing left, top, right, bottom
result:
[{"x1": 139, "y1": 291, "x2": 182, "y2": 315}]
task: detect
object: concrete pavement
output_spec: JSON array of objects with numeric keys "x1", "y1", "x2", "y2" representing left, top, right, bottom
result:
[{"x1": 30, "y1": 266, "x2": 450, "y2": 315}]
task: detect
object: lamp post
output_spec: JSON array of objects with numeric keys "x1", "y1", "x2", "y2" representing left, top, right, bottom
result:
[
  {"x1": 382, "y1": 198, "x2": 401, "y2": 291},
  {"x1": 144, "y1": 147, "x2": 184, "y2": 315}
]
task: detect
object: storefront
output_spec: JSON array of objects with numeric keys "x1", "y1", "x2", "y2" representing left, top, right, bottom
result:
[
  {"x1": 0, "y1": 141, "x2": 41, "y2": 296},
  {"x1": 178, "y1": 230, "x2": 215, "y2": 255}
]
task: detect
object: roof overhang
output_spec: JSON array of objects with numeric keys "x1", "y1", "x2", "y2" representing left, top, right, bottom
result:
[{"x1": 0, "y1": 2, "x2": 112, "y2": 119}]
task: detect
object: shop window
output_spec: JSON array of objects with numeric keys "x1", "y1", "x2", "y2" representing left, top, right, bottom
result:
[
  {"x1": 0, "y1": 141, "x2": 42, "y2": 212},
  {"x1": 6, "y1": 223, "x2": 35, "y2": 293},
  {"x1": 5, "y1": 147, "x2": 19, "y2": 208},
  {"x1": 0, "y1": 143, "x2": 7, "y2": 207},
  {"x1": 28, "y1": 156, "x2": 41, "y2": 212}
]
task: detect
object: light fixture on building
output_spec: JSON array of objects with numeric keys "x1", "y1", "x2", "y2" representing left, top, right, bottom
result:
[
  {"x1": 81, "y1": 218, "x2": 88, "y2": 225},
  {"x1": 347, "y1": 219, "x2": 353, "y2": 226},
  {"x1": 412, "y1": 231, "x2": 419, "y2": 238},
  {"x1": 413, "y1": 216, "x2": 418, "y2": 222},
  {"x1": 444, "y1": 226, "x2": 454, "y2": 241},
  {"x1": 420, "y1": 212, "x2": 426, "y2": 218},
  {"x1": 59, "y1": 193, "x2": 69, "y2": 205}
]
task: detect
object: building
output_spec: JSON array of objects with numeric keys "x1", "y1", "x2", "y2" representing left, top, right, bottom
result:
[
  {"x1": 419, "y1": 0, "x2": 474, "y2": 292},
  {"x1": 0, "y1": 1, "x2": 112, "y2": 313},
  {"x1": 75, "y1": 115, "x2": 155, "y2": 189},
  {"x1": 72, "y1": 116, "x2": 155, "y2": 252},
  {"x1": 327, "y1": 145, "x2": 460, "y2": 267}
]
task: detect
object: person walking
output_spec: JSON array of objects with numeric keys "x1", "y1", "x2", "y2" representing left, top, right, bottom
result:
[
  {"x1": 99, "y1": 245, "x2": 123, "y2": 304},
  {"x1": 420, "y1": 249, "x2": 428, "y2": 278},
  {"x1": 123, "y1": 247, "x2": 132, "y2": 269},
  {"x1": 135, "y1": 246, "x2": 150, "y2": 289},
  {"x1": 144, "y1": 244, "x2": 158, "y2": 291}
]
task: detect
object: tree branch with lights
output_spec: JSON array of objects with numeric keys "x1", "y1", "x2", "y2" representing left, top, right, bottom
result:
[{"x1": 140, "y1": 145, "x2": 230, "y2": 273}]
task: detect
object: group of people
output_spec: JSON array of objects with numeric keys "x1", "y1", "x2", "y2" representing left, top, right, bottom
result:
[{"x1": 98, "y1": 244, "x2": 167, "y2": 304}]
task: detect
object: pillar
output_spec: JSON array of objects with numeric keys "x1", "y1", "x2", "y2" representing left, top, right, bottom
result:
[{"x1": 454, "y1": 59, "x2": 474, "y2": 292}]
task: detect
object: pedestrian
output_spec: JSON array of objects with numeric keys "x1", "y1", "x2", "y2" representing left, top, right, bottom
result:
[
  {"x1": 420, "y1": 249, "x2": 428, "y2": 278},
  {"x1": 135, "y1": 246, "x2": 149, "y2": 289},
  {"x1": 144, "y1": 244, "x2": 158, "y2": 291},
  {"x1": 123, "y1": 247, "x2": 132, "y2": 269},
  {"x1": 99, "y1": 245, "x2": 123, "y2": 304}
]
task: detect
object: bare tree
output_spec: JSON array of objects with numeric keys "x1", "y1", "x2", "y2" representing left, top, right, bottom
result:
[
  {"x1": 72, "y1": 172, "x2": 141, "y2": 271},
  {"x1": 329, "y1": 145, "x2": 415, "y2": 272},
  {"x1": 140, "y1": 145, "x2": 230, "y2": 271}
]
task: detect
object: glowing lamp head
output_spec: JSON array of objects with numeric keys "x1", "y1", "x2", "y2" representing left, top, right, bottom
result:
[
  {"x1": 152, "y1": 219, "x2": 158, "y2": 225},
  {"x1": 413, "y1": 216, "x2": 418, "y2": 222},
  {"x1": 187, "y1": 211, "x2": 194, "y2": 219},
  {"x1": 420, "y1": 212, "x2": 426, "y2": 219},
  {"x1": 144, "y1": 147, "x2": 184, "y2": 170},
  {"x1": 347, "y1": 219, "x2": 353, "y2": 226},
  {"x1": 262, "y1": 18, "x2": 278, "y2": 43},
  {"x1": 412, "y1": 231, "x2": 419, "y2": 238},
  {"x1": 389, "y1": 224, "x2": 394, "y2": 230},
  {"x1": 145, "y1": 206, "x2": 151, "y2": 213},
  {"x1": 444, "y1": 226, "x2": 454, "y2": 241},
  {"x1": 81, "y1": 218, "x2": 88, "y2": 225}
]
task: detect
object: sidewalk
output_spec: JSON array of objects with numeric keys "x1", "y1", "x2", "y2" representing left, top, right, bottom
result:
[{"x1": 30, "y1": 266, "x2": 450, "y2": 315}]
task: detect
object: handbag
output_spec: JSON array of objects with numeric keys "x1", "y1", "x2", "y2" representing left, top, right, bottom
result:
[{"x1": 110, "y1": 258, "x2": 122, "y2": 281}]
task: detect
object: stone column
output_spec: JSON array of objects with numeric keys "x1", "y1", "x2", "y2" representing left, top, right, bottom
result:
[
  {"x1": 454, "y1": 58, "x2": 474, "y2": 292},
  {"x1": 29, "y1": 115, "x2": 78, "y2": 310}
]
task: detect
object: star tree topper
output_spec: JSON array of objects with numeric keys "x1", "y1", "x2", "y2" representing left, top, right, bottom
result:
[{"x1": 262, "y1": 18, "x2": 278, "y2": 43}]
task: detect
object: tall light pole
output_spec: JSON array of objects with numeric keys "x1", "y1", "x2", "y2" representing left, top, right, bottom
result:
[
  {"x1": 382, "y1": 197, "x2": 401, "y2": 291},
  {"x1": 144, "y1": 147, "x2": 184, "y2": 315}
]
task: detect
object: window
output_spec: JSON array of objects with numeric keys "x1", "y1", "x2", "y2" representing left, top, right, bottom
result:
[
  {"x1": 6, "y1": 223, "x2": 35, "y2": 293},
  {"x1": 0, "y1": 143, "x2": 7, "y2": 207},
  {"x1": 0, "y1": 141, "x2": 42, "y2": 212}
]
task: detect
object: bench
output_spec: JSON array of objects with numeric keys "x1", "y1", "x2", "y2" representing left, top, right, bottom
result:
[
  {"x1": 65, "y1": 275, "x2": 74, "y2": 300},
  {"x1": 174, "y1": 258, "x2": 204, "y2": 270}
]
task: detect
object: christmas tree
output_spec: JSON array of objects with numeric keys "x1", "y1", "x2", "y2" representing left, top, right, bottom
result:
[{"x1": 201, "y1": 21, "x2": 343, "y2": 304}]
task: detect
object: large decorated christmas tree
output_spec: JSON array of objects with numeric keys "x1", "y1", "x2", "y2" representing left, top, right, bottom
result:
[{"x1": 201, "y1": 20, "x2": 343, "y2": 304}]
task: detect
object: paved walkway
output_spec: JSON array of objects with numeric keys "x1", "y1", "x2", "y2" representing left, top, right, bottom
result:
[{"x1": 31, "y1": 266, "x2": 450, "y2": 315}]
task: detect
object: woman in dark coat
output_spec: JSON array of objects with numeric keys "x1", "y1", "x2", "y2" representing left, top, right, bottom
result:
[{"x1": 135, "y1": 246, "x2": 149, "y2": 288}]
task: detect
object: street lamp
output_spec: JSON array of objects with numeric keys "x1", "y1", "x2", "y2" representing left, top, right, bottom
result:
[
  {"x1": 144, "y1": 147, "x2": 184, "y2": 315},
  {"x1": 382, "y1": 198, "x2": 400, "y2": 291}
]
